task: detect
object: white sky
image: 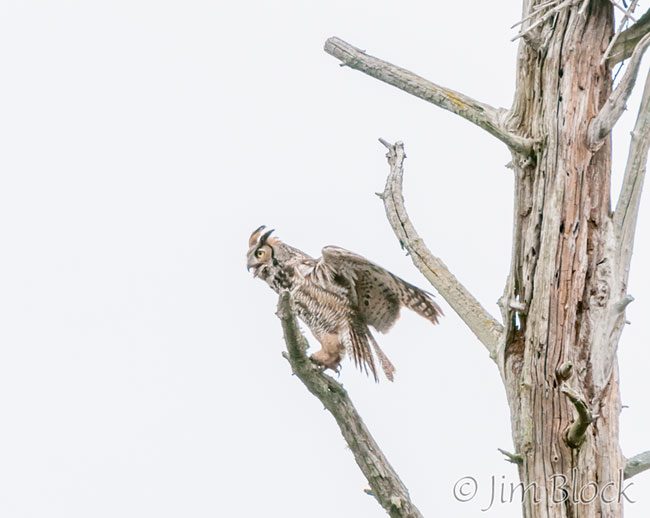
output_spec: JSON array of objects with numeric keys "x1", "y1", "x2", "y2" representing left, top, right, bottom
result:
[{"x1": 0, "y1": 1, "x2": 648, "y2": 517}]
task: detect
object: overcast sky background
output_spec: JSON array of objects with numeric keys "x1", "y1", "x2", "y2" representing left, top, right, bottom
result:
[{"x1": 0, "y1": 1, "x2": 648, "y2": 517}]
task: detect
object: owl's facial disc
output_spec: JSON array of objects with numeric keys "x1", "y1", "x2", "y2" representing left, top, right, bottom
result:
[
  {"x1": 247, "y1": 244, "x2": 273, "y2": 278},
  {"x1": 247, "y1": 226, "x2": 280, "y2": 280}
]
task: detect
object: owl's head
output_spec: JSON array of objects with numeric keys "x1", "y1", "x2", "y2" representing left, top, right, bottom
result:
[{"x1": 246, "y1": 225, "x2": 280, "y2": 279}]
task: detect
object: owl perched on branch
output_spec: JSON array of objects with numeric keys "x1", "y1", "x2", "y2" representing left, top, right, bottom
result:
[{"x1": 246, "y1": 226, "x2": 442, "y2": 381}]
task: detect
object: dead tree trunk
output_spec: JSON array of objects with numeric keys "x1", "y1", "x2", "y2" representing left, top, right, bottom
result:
[
  {"x1": 501, "y1": 2, "x2": 624, "y2": 516},
  {"x1": 274, "y1": 2, "x2": 650, "y2": 518}
]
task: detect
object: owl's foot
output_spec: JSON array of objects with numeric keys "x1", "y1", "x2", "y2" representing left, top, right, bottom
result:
[{"x1": 310, "y1": 349, "x2": 341, "y2": 374}]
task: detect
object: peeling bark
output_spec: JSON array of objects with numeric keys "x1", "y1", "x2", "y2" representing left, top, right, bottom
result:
[{"x1": 500, "y1": 2, "x2": 626, "y2": 516}]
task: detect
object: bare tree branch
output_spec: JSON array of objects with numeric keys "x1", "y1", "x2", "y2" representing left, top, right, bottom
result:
[
  {"x1": 609, "y1": 0, "x2": 639, "y2": 21},
  {"x1": 512, "y1": 0, "x2": 576, "y2": 42},
  {"x1": 560, "y1": 385, "x2": 594, "y2": 448},
  {"x1": 556, "y1": 362, "x2": 594, "y2": 449},
  {"x1": 556, "y1": 361, "x2": 574, "y2": 382},
  {"x1": 625, "y1": 450, "x2": 650, "y2": 479},
  {"x1": 613, "y1": 69, "x2": 650, "y2": 275},
  {"x1": 589, "y1": 32, "x2": 650, "y2": 148},
  {"x1": 378, "y1": 139, "x2": 503, "y2": 360},
  {"x1": 511, "y1": 0, "x2": 562, "y2": 30},
  {"x1": 323, "y1": 37, "x2": 535, "y2": 156},
  {"x1": 609, "y1": 8, "x2": 650, "y2": 65},
  {"x1": 600, "y1": 0, "x2": 639, "y2": 65},
  {"x1": 276, "y1": 292, "x2": 424, "y2": 518},
  {"x1": 497, "y1": 447, "x2": 524, "y2": 465},
  {"x1": 600, "y1": 0, "x2": 640, "y2": 65}
]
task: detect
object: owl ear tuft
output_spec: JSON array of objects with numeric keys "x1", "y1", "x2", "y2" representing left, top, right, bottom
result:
[
  {"x1": 249, "y1": 225, "x2": 267, "y2": 247},
  {"x1": 259, "y1": 228, "x2": 275, "y2": 247}
]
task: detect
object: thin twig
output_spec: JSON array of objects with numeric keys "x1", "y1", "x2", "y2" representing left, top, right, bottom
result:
[
  {"x1": 378, "y1": 139, "x2": 503, "y2": 359},
  {"x1": 625, "y1": 450, "x2": 650, "y2": 479},
  {"x1": 276, "y1": 292, "x2": 424, "y2": 518},
  {"x1": 609, "y1": 0, "x2": 638, "y2": 22},
  {"x1": 323, "y1": 37, "x2": 535, "y2": 156},
  {"x1": 512, "y1": 0, "x2": 576, "y2": 42},
  {"x1": 578, "y1": 0, "x2": 591, "y2": 16},
  {"x1": 601, "y1": 0, "x2": 640, "y2": 64},
  {"x1": 589, "y1": 32, "x2": 650, "y2": 147},
  {"x1": 609, "y1": 8, "x2": 650, "y2": 65},
  {"x1": 560, "y1": 385, "x2": 594, "y2": 448},
  {"x1": 511, "y1": 0, "x2": 561, "y2": 29},
  {"x1": 498, "y1": 448, "x2": 524, "y2": 465}
]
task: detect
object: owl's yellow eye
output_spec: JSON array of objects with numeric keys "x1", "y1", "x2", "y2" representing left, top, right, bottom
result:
[{"x1": 255, "y1": 249, "x2": 266, "y2": 258}]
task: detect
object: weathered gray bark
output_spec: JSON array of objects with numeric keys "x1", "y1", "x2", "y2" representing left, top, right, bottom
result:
[
  {"x1": 273, "y1": 2, "x2": 650, "y2": 517},
  {"x1": 500, "y1": 3, "x2": 632, "y2": 516},
  {"x1": 276, "y1": 292, "x2": 423, "y2": 518},
  {"x1": 324, "y1": 38, "x2": 536, "y2": 155},
  {"x1": 377, "y1": 139, "x2": 503, "y2": 358},
  {"x1": 625, "y1": 450, "x2": 650, "y2": 479},
  {"x1": 609, "y1": 7, "x2": 650, "y2": 64}
]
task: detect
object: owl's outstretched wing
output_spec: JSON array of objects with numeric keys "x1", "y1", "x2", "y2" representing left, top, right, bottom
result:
[{"x1": 320, "y1": 246, "x2": 443, "y2": 332}]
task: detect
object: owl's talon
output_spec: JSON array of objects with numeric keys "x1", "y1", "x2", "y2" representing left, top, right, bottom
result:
[
  {"x1": 309, "y1": 358, "x2": 327, "y2": 373},
  {"x1": 309, "y1": 353, "x2": 341, "y2": 376}
]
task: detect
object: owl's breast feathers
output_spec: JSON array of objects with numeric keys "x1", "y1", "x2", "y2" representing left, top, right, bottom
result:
[{"x1": 289, "y1": 260, "x2": 351, "y2": 335}]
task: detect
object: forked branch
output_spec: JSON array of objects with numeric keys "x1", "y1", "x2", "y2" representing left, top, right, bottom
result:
[
  {"x1": 589, "y1": 32, "x2": 650, "y2": 148},
  {"x1": 613, "y1": 69, "x2": 650, "y2": 275},
  {"x1": 324, "y1": 37, "x2": 535, "y2": 156},
  {"x1": 277, "y1": 292, "x2": 423, "y2": 518},
  {"x1": 625, "y1": 450, "x2": 650, "y2": 479},
  {"x1": 378, "y1": 139, "x2": 503, "y2": 359}
]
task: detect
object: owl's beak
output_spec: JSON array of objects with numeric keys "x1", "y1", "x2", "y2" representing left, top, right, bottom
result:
[{"x1": 246, "y1": 258, "x2": 261, "y2": 277}]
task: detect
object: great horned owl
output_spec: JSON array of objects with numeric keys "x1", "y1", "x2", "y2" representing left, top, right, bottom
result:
[{"x1": 246, "y1": 225, "x2": 442, "y2": 381}]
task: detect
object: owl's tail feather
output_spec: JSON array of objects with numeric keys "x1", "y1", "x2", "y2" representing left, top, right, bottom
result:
[
  {"x1": 348, "y1": 322, "x2": 396, "y2": 382},
  {"x1": 348, "y1": 324, "x2": 379, "y2": 382},
  {"x1": 367, "y1": 331, "x2": 396, "y2": 382}
]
